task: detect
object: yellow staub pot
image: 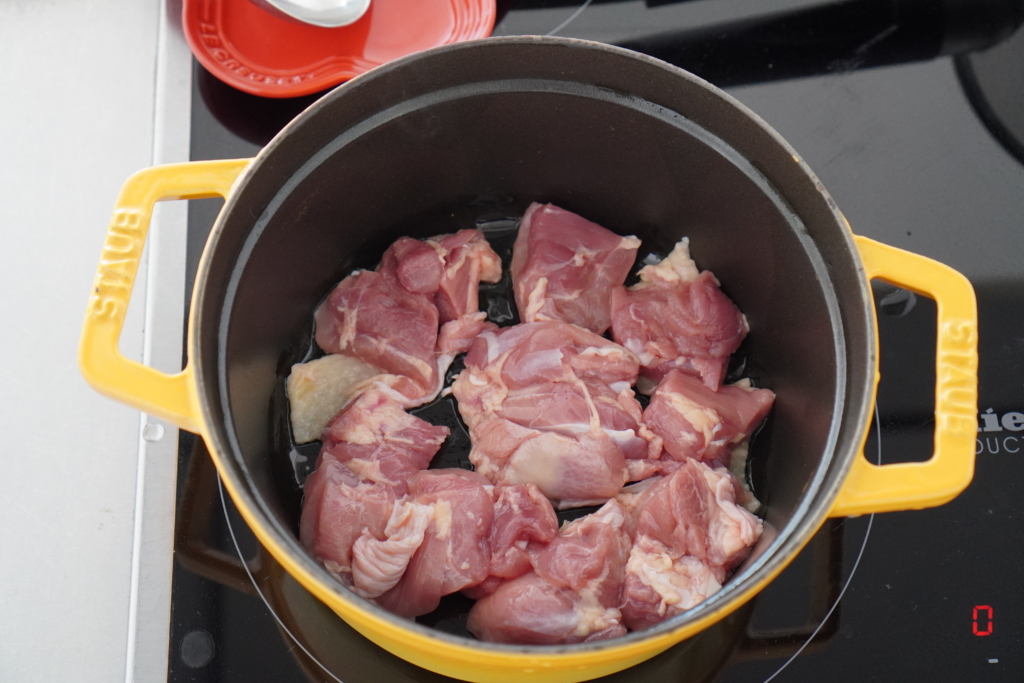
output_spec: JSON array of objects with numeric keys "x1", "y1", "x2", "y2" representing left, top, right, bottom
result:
[{"x1": 80, "y1": 37, "x2": 977, "y2": 683}]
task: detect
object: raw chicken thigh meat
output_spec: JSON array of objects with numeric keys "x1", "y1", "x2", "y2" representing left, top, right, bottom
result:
[
  {"x1": 643, "y1": 370, "x2": 775, "y2": 468},
  {"x1": 370, "y1": 469, "x2": 495, "y2": 617},
  {"x1": 317, "y1": 389, "x2": 450, "y2": 496},
  {"x1": 464, "y1": 483, "x2": 560, "y2": 599},
  {"x1": 427, "y1": 230, "x2": 503, "y2": 324},
  {"x1": 467, "y1": 500, "x2": 633, "y2": 644},
  {"x1": 611, "y1": 239, "x2": 748, "y2": 391},
  {"x1": 300, "y1": 390, "x2": 450, "y2": 584},
  {"x1": 299, "y1": 459, "x2": 394, "y2": 587},
  {"x1": 452, "y1": 321, "x2": 657, "y2": 502},
  {"x1": 301, "y1": 390, "x2": 497, "y2": 616},
  {"x1": 294, "y1": 206, "x2": 774, "y2": 645},
  {"x1": 511, "y1": 203, "x2": 640, "y2": 335},
  {"x1": 310, "y1": 229, "x2": 501, "y2": 407},
  {"x1": 619, "y1": 460, "x2": 762, "y2": 631},
  {"x1": 314, "y1": 268, "x2": 440, "y2": 398}
]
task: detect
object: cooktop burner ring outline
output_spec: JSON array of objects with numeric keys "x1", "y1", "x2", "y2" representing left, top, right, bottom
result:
[
  {"x1": 545, "y1": 0, "x2": 593, "y2": 36},
  {"x1": 217, "y1": 475, "x2": 347, "y2": 683},
  {"x1": 758, "y1": 401, "x2": 880, "y2": 683}
]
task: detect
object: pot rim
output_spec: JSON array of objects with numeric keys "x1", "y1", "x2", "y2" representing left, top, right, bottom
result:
[{"x1": 189, "y1": 35, "x2": 877, "y2": 658}]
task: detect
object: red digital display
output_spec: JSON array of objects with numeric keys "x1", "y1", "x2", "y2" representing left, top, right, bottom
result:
[{"x1": 973, "y1": 605, "x2": 994, "y2": 636}]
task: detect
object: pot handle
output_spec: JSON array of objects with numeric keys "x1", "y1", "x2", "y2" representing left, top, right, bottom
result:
[
  {"x1": 78, "y1": 159, "x2": 252, "y2": 433},
  {"x1": 829, "y1": 236, "x2": 978, "y2": 517}
]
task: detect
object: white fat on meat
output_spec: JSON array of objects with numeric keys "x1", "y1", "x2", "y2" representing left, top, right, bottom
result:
[
  {"x1": 666, "y1": 392, "x2": 723, "y2": 447},
  {"x1": 620, "y1": 460, "x2": 762, "y2": 631},
  {"x1": 572, "y1": 572, "x2": 624, "y2": 639},
  {"x1": 351, "y1": 499, "x2": 434, "y2": 598},
  {"x1": 285, "y1": 354, "x2": 381, "y2": 443},
  {"x1": 624, "y1": 539, "x2": 723, "y2": 620},
  {"x1": 634, "y1": 238, "x2": 700, "y2": 287},
  {"x1": 373, "y1": 470, "x2": 494, "y2": 618},
  {"x1": 699, "y1": 465, "x2": 763, "y2": 566}
]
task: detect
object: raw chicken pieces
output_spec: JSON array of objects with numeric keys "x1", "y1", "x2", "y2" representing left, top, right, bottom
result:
[
  {"x1": 318, "y1": 389, "x2": 450, "y2": 496},
  {"x1": 464, "y1": 483, "x2": 560, "y2": 599},
  {"x1": 620, "y1": 460, "x2": 762, "y2": 631},
  {"x1": 644, "y1": 370, "x2": 775, "y2": 468},
  {"x1": 296, "y1": 206, "x2": 774, "y2": 645},
  {"x1": 428, "y1": 230, "x2": 503, "y2": 324},
  {"x1": 301, "y1": 390, "x2": 496, "y2": 616},
  {"x1": 314, "y1": 269, "x2": 441, "y2": 398},
  {"x1": 511, "y1": 203, "x2": 640, "y2": 335},
  {"x1": 300, "y1": 390, "x2": 450, "y2": 585},
  {"x1": 299, "y1": 460, "x2": 394, "y2": 587},
  {"x1": 467, "y1": 500, "x2": 633, "y2": 644},
  {"x1": 611, "y1": 239, "x2": 748, "y2": 391},
  {"x1": 452, "y1": 321, "x2": 653, "y2": 502},
  {"x1": 312, "y1": 229, "x2": 501, "y2": 406},
  {"x1": 371, "y1": 470, "x2": 495, "y2": 617}
]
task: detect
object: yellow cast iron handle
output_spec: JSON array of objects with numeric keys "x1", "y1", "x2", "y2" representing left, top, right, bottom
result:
[
  {"x1": 829, "y1": 236, "x2": 978, "y2": 517},
  {"x1": 79, "y1": 159, "x2": 252, "y2": 433}
]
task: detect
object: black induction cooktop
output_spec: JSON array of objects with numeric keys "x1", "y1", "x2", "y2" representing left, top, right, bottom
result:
[{"x1": 167, "y1": 1, "x2": 1024, "y2": 681}]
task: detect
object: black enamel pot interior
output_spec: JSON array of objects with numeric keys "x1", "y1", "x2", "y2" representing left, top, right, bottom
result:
[{"x1": 189, "y1": 36, "x2": 877, "y2": 681}]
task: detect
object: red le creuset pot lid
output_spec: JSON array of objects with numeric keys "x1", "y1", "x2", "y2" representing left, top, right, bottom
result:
[{"x1": 183, "y1": 0, "x2": 497, "y2": 98}]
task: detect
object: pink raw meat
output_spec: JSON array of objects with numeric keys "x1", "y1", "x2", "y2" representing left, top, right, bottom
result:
[
  {"x1": 497, "y1": 381, "x2": 651, "y2": 460},
  {"x1": 378, "y1": 236, "x2": 444, "y2": 294},
  {"x1": 611, "y1": 240, "x2": 748, "y2": 391},
  {"x1": 314, "y1": 270, "x2": 441, "y2": 397},
  {"x1": 455, "y1": 321, "x2": 642, "y2": 421},
  {"x1": 318, "y1": 389, "x2": 449, "y2": 496},
  {"x1": 621, "y1": 539, "x2": 725, "y2": 631},
  {"x1": 461, "y1": 321, "x2": 641, "y2": 395},
  {"x1": 452, "y1": 322, "x2": 651, "y2": 502},
  {"x1": 620, "y1": 460, "x2": 762, "y2": 630},
  {"x1": 428, "y1": 230, "x2": 503, "y2": 323},
  {"x1": 644, "y1": 370, "x2": 775, "y2": 467},
  {"x1": 372, "y1": 469, "x2": 495, "y2": 618},
  {"x1": 466, "y1": 500, "x2": 632, "y2": 644},
  {"x1": 315, "y1": 229, "x2": 502, "y2": 405},
  {"x1": 299, "y1": 459, "x2": 394, "y2": 587},
  {"x1": 476, "y1": 421, "x2": 630, "y2": 502},
  {"x1": 511, "y1": 203, "x2": 641, "y2": 335},
  {"x1": 350, "y1": 495, "x2": 434, "y2": 599},
  {"x1": 437, "y1": 312, "x2": 499, "y2": 356},
  {"x1": 463, "y1": 483, "x2": 560, "y2": 599}
]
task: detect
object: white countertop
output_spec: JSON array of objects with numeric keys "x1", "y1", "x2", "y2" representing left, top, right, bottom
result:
[{"x1": 0, "y1": 2, "x2": 191, "y2": 681}]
